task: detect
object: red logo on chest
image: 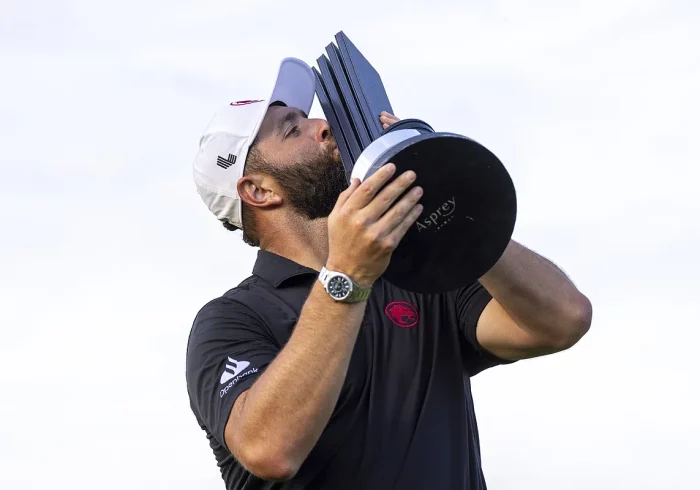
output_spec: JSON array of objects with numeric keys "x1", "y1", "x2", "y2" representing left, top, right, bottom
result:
[{"x1": 385, "y1": 301, "x2": 419, "y2": 328}]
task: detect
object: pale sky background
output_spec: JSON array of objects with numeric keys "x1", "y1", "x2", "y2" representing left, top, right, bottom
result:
[{"x1": 1, "y1": 0, "x2": 699, "y2": 488}]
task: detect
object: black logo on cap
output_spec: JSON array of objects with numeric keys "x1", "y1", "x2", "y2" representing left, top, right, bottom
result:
[{"x1": 217, "y1": 154, "x2": 237, "y2": 169}]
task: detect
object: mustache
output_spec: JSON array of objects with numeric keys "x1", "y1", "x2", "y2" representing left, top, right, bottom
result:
[{"x1": 322, "y1": 137, "x2": 348, "y2": 179}]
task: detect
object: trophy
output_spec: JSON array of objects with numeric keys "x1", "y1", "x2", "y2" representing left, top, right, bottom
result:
[{"x1": 314, "y1": 32, "x2": 517, "y2": 294}]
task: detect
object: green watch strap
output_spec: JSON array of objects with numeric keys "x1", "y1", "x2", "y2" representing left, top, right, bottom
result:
[{"x1": 346, "y1": 285, "x2": 372, "y2": 302}]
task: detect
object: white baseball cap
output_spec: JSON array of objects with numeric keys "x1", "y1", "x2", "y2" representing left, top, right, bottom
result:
[{"x1": 193, "y1": 57, "x2": 316, "y2": 230}]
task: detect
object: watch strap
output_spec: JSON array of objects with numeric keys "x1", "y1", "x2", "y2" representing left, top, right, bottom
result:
[
  {"x1": 346, "y1": 285, "x2": 372, "y2": 302},
  {"x1": 318, "y1": 266, "x2": 331, "y2": 285},
  {"x1": 319, "y1": 266, "x2": 372, "y2": 303}
]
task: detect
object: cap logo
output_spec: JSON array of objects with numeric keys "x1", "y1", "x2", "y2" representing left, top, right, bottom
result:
[
  {"x1": 217, "y1": 154, "x2": 237, "y2": 169},
  {"x1": 230, "y1": 100, "x2": 263, "y2": 106}
]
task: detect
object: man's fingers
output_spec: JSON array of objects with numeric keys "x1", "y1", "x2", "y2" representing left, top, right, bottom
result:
[
  {"x1": 380, "y1": 112, "x2": 400, "y2": 125},
  {"x1": 380, "y1": 111, "x2": 399, "y2": 120},
  {"x1": 374, "y1": 184, "x2": 423, "y2": 236},
  {"x1": 384, "y1": 203, "x2": 424, "y2": 247},
  {"x1": 343, "y1": 163, "x2": 397, "y2": 210},
  {"x1": 334, "y1": 178, "x2": 361, "y2": 211},
  {"x1": 379, "y1": 112, "x2": 400, "y2": 130},
  {"x1": 362, "y1": 168, "x2": 418, "y2": 221}
]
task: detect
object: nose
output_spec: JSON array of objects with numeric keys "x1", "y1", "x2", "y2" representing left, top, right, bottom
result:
[{"x1": 312, "y1": 119, "x2": 332, "y2": 143}]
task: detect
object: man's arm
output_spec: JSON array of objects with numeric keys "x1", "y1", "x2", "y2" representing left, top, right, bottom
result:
[
  {"x1": 226, "y1": 283, "x2": 365, "y2": 480},
  {"x1": 476, "y1": 240, "x2": 593, "y2": 361}
]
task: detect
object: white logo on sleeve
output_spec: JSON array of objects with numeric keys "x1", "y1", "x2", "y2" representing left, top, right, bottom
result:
[
  {"x1": 218, "y1": 357, "x2": 259, "y2": 398},
  {"x1": 220, "y1": 358, "x2": 250, "y2": 384}
]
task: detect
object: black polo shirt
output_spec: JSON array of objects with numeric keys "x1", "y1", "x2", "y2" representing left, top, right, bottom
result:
[{"x1": 186, "y1": 250, "x2": 512, "y2": 490}]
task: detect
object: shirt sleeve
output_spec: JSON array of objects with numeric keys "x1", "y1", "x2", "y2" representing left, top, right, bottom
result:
[
  {"x1": 454, "y1": 281, "x2": 516, "y2": 376},
  {"x1": 185, "y1": 294, "x2": 280, "y2": 451}
]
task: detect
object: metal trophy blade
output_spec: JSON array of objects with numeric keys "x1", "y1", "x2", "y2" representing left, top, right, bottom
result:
[{"x1": 314, "y1": 32, "x2": 517, "y2": 294}]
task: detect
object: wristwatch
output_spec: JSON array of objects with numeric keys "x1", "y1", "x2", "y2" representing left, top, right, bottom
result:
[{"x1": 318, "y1": 267, "x2": 372, "y2": 303}]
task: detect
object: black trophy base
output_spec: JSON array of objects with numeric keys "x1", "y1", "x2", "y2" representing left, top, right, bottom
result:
[{"x1": 352, "y1": 123, "x2": 517, "y2": 293}]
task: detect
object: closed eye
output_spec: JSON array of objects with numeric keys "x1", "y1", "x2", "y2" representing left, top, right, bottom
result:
[{"x1": 278, "y1": 108, "x2": 307, "y2": 140}]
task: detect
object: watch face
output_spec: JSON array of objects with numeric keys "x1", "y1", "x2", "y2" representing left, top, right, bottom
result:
[{"x1": 327, "y1": 275, "x2": 352, "y2": 300}]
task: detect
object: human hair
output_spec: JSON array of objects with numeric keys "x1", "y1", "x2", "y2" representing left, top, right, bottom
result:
[{"x1": 221, "y1": 139, "x2": 265, "y2": 247}]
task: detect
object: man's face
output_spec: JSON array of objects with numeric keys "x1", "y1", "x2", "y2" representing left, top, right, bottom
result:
[{"x1": 251, "y1": 104, "x2": 348, "y2": 221}]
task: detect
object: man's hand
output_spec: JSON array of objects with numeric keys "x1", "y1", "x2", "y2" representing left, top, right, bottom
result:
[
  {"x1": 327, "y1": 163, "x2": 423, "y2": 288},
  {"x1": 380, "y1": 111, "x2": 400, "y2": 130}
]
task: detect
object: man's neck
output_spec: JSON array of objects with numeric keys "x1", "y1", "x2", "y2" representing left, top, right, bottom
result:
[{"x1": 260, "y1": 217, "x2": 329, "y2": 272}]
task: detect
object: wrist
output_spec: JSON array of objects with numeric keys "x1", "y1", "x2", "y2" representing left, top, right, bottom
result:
[
  {"x1": 324, "y1": 261, "x2": 374, "y2": 289},
  {"x1": 319, "y1": 265, "x2": 374, "y2": 303}
]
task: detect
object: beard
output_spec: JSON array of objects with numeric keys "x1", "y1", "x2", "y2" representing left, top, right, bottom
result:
[{"x1": 264, "y1": 145, "x2": 348, "y2": 221}]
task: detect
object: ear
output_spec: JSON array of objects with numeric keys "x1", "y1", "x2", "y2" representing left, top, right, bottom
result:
[{"x1": 237, "y1": 174, "x2": 283, "y2": 209}]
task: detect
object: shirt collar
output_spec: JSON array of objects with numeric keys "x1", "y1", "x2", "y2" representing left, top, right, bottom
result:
[{"x1": 252, "y1": 250, "x2": 319, "y2": 288}]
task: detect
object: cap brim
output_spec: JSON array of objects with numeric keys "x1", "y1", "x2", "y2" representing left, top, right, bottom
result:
[{"x1": 269, "y1": 58, "x2": 316, "y2": 115}]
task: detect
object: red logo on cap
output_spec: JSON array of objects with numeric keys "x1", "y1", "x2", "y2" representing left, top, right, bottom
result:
[
  {"x1": 385, "y1": 301, "x2": 419, "y2": 328},
  {"x1": 230, "y1": 100, "x2": 263, "y2": 106}
]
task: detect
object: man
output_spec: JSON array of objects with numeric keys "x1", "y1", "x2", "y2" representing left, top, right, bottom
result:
[{"x1": 186, "y1": 57, "x2": 592, "y2": 490}]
